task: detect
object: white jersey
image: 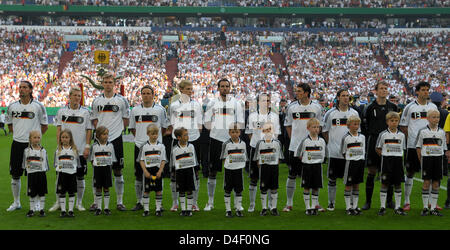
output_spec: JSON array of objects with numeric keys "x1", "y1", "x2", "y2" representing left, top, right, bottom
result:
[
  {"x1": 88, "y1": 142, "x2": 117, "y2": 167},
  {"x1": 138, "y1": 141, "x2": 167, "y2": 168},
  {"x1": 91, "y1": 94, "x2": 130, "y2": 141},
  {"x1": 204, "y1": 96, "x2": 245, "y2": 142},
  {"x1": 54, "y1": 146, "x2": 80, "y2": 174},
  {"x1": 253, "y1": 139, "x2": 284, "y2": 165},
  {"x1": 400, "y1": 100, "x2": 437, "y2": 148},
  {"x1": 295, "y1": 135, "x2": 327, "y2": 164},
  {"x1": 246, "y1": 111, "x2": 281, "y2": 148},
  {"x1": 6, "y1": 99, "x2": 48, "y2": 143},
  {"x1": 22, "y1": 146, "x2": 49, "y2": 174},
  {"x1": 129, "y1": 103, "x2": 168, "y2": 148},
  {"x1": 376, "y1": 129, "x2": 406, "y2": 157},
  {"x1": 171, "y1": 142, "x2": 198, "y2": 170},
  {"x1": 0, "y1": 113, "x2": 5, "y2": 123},
  {"x1": 284, "y1": 100, "x2": 323, "y2": 152},
  {"x1": 341, "y1": 132, "x2": 366, "y2": 161},
  {"x1": 220, "y1": 138, "x2": 248, "y2": 170},
  {"x1": 55, "y1": 105, "x2": 93, "y2": 155},
  {"x1": 415, "y1": 125, "x2": 447, "y2": 157},
  {"x1": 322, "y1": 107, "x2": 360, "y2": 159},
  {"x1": 169, "y1": 99, "x2": 203, "y2": 141}
]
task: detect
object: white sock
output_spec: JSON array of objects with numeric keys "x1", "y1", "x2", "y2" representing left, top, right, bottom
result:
[
  {"x1": 11, "y1": 178, "x2": 21, "y2": 205},
  {"x1": 187, "y1": 194, "x2": 193, "y2": 211},
  {"x1": 286, "y1": 178, "x2": 296, "y2": 207},
  {"x1": 76, "y1": 179, "x2": 85, "y2": 206},
  {"x1": 303, "y1": 191, "x2": 310, "y2": 210},
  {"x1": 156, "y1": 194, "x2": 162, "y2": 211},
  {"x1": 235, "y1": 194, "x2": 242, "y2": 211},
  {"x1": 422, "y1": 188, "x2": 430, "y2": 209},
  {"x1": 270, "y1": 191, "x2": 278, "y2": 209},
  {"x1": 95, "y1": 192, "x2": 102, "y2": 209},
  {"x1": 394, "y1": 189, "x2": 402, "y2": 209},
  {"x1": 29, "y1": 196, "x2": 36, "y2": 211},
  {"x1": 261, "y1": 192, "x2": 268, "y2": 209},
  {"x1": 207, "y1": 178, "x2": 216, "y2": 205},
  {"x1": 249, "y1": 184, "x2": 257, "y2": 206},
  {"x1": 352, "y1": 190, "x2": 359, "y2": 209},
  {"x1": 179, "y1": 195, "x2": 186, "y2": 211},
  {"x1": 170, "y1": 181, "x2": 178, "y2": 206},
  {"x1": 344, "y1": 190, "x2": 352, "y2": 210},
  {"x1": 431, "y1": 189, "x2": 439, "y2": 210},
  {"x1": 193, "y1": 178, "x2": 200, "y2": 206},
  {"x1": 225, "y1": 193, "x2": 231, "y2": 211},
  {"x1": 135, "y1": 180, "x2": 143, "y2": 204},
  {"x1": 328, "y1": 181, "x2": 337, "y2": 205},
  {"x1": 59, "y1": 196, "x2": 66, "y2": 212},
  {"x1": 143, "y1": 194, "x2": 149, "y2": 211},
  {"x1": 68, "y1": 196, "x2": 75, "y2": 212},
  {"x1": 115, "y1": 175, "x2": 124, "y2": 205},
  {"x1": 39, "y1": 196, "x2": 46, "y2": 210},
  {"x1": 104, "y1": 192, "x2": 110, "y2": 210},
  {"x1": 311, "y1": 191, "x2": 319, "y2": 209},
  {"x1": 268, "y1": 189, "x2": 273, "y2": 209},
  {"x1": 380, "y1": 189, "x2": 387, "y2": 208},
  {"x1": 404, "y1": 177, "x2": 413, "y2": 204}
]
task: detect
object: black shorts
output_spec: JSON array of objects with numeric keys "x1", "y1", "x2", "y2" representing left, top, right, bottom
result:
[
  {"x1": 288, "y1": 150, "x2": 302, "y2": 178},
  {"x1": 327, "y1": 157, "x2": 346, "y2": 180},
  {"x1": 301, "y1": 163, "x2": 323, "y2": 189},
  {"x1": 143, "y1": 167, "x2": 163, "y2": 193},
  {"x1": 224, "y1": 168, "x2": 244, "y2": 193},
  {"x1": 27, "y1": 172, "x2": 48, "y2": 197},
  {"x1": 176, "y1": 167, "x2": 196, "y2": 193},
  {"x1": 111, "y1": 136, "x2": 124, "y2": 171},
  {"x1": 406, "y1": 148, "x2": 420, "y2": 173},
  {"x1": 0, "y1": 122, "x2": 4, "y2": 128},
  {"x1": 421, "y1": 156, "x2": 444, "y2": 181},
  {"x1": 343, "y1": 160, "x2": 365, "y2": 186},
  {"x1": 260, "y1": 164, "x2": 279, "y2": 192},
  {"x1": 93, "y1": 165, "x2": 113, "y2": 189},
  {"x1": 56, "y1": 172, "x2": 77, "y2": 195},
  {"x1": 366, "y1": 135, "x2": 381, "y2": 169},
  {"x1": 380, "y1": 156, "x2": 404, "y2": 186},
  {"x1": 249, "y1": 147, "x2": 259, "y2": 181},
  {"x1": 209, "y1": 138, "x2": 224, "y2": 172},
  {"x1": 9, "y1": 140, "x2": 29, "y2": 177},
  {"x1": 77, "y1": 156, "x2": 87, "y2": 179}
]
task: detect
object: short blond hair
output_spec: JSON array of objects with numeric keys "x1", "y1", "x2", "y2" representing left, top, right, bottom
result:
[
  {"x1": 102, "y1": 73, "x2": 115, "y2": 82},
  {"x1": 146, "y1": 124, "x2": 159, "y2": 134},
  {"x1": 69, "y1": 86, "x2": 81, "y2": 96},
  {"x1": 307, "y1": 118, "x2": 320, "y2": 128},
  {"x1": 386, "y1": 111, "x2": 400, "y2": 121},
  {"x1": 347, "y1": 115, "x2": 361, "y2": 125},
  {"x1": 178, "y1": 80, "x2": 193, "y2": 90},
  {"x1": 427, "y1": 109, "x2": 440, "y2": 117}
]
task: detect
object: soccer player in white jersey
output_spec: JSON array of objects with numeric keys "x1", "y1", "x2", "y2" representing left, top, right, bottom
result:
[
  {"x1": 322, "y1": 89, "x2": 359, "y2": 211},
  {"x1": 340, "y1": 115, "x2": 365, "y2": 215},
  {"x1": 246, "y1": 93, "x2": 280, "y2": 212},
  {"x1": 204, "y1": 78, "x2": 245, "y2": 211},
  {"x1": 168, "y1": 80, "x2": 203, "y2": 212},
  {"x1": 129, "y1": 85, "x2": 168, "y2": 212},
  {"x1": 400, "y1": 82, "x2": 437, "y2": 211},
  {"x1": 221, "y1": 123, "x2": 247, "y2": 217},
  {"x1": 295, "y1": 118, "x2": 327, "y2": 216},
  {"x1": 6, "y1": 80, "x2": 48, "y2": 212},
  {"x1": 283, "y1": 83, "x2": 323, "y2": 212},
  {"x1": 416, "y1": 109, "x2": 448, "y2": 216},
  {"x1": 50, "y1": 87, "x2": 92, "y2": 212},
  {"x1": 90, "y1": 73, "x2": 130, "y2": 211},
  {"x1": 376, "y1": 112, "x2": 407, "y2": 216}
]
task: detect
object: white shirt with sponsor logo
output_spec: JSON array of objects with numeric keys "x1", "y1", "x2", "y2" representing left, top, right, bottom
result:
[
  {"x1": 253, "y1": 139, "x2": 284, "y2": 165},
  {"x1": 54, "y1": 146, "x2": 80, "y2": 174},
  {"x1": 284, "y1": 100, "x2": 323, "y2": 152},
  {"x1": 246, "y1": 111, "x2": 281, "y2": 148},
  {"x1": 138, "y1": 141, "x2": 167, "y2": 169},
  {"x1": 88, "y1": 141, "x2": 117, "y2": 167},
  {"x1": 169, "y1": 99, "x2": 203, "y2": 141},
  {"x1": 6, "y1": 99, "x2": 48, "y2": 143},
  {"x1": 129, "y1": 103, "x2": 168, "y2": 148},
  {"x1": 55, "y1": 105, "x2": 93, "y2": 155},
  {"x1": 399, "y1": 100, "x2": 437, "y2": 149},
  {"x1": 341, "y1": 132, "x2": 366, "y2": 161},
  {"x1": 322, "y1": 107, "x2": 360, "y2": 159},
  {"x1": 295, "y1": 135, "x2": 327, "y2": 164},
  {"x1": 204, "y1": 96, "x2": 245, "y2": 142},
  {"x1": 220, "y1": 138, "x2": 248, "y2": 170},
  {"x1": 376, "y1": 128, "x2": 406, "y2": 157},
  {"x1": 415, "y1": 125, "x2": 447, "y2": 157},
  {"x1": 171, "y1": 142, "x2": 198, "y2": 170},
  {"x1": 22, "y1": 146, "x2": 49, "y2": 174},
  {"x1": 91, "y1": 94, "x2": 130, "y2": 141}
]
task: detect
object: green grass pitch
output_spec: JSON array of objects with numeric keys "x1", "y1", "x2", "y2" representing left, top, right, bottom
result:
[{"x1": 0, "y1": 125, "x2": 449, "y2": 230}]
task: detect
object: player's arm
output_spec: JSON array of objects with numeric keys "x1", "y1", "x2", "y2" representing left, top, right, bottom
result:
[
  {"x1": 56, "y1": 125, "x2": 61, "y2": 145},
  {"x1": 8, "y1": 124, "x2": 13, "y2": 134},
  {"x1": 123, "y1": 118, "x2": 129, "y2": 130},
  {"x1": 41, "y1": 124, "x2": 48, "y2": 135},
  {"x1": 92, "y1": 119, "x2": 98, "y2": 129},
  {"x1": 375, "y1": 147, "x2": 382, "y2": 156},
  {"x1": 322, "y1": 131, "x2": 329, "y2": 143},
  {"x1": 400, "y1": 126, "x2": 408, "y2": 139},
  {"x1": 416, "y1": 147, "x2": 422, "y2": 163},
  {"x1": 140, "y1": 160, "x2": 151, "y2": 178},
  {"x1": 84, "y1": 129, "x2": 92, "y2": 158},
  {"x1": 129, "y1": 128, "x2": 136, "y2": 137},
  {"x1": 286, "y1": 125, "x2": 292, "y2": 139},
  {"x1": 156, "y1": 160, "x2": 166, "y2": 179}
]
